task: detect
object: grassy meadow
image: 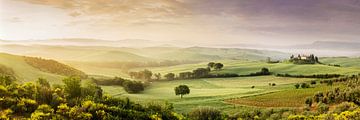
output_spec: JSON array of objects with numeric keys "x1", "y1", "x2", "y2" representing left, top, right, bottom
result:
[
  {"x1": 1, "y1": 46, "x2": 360, "y2": 114},
  {"x1": 97, "y1": 58, "x2": 359, "y2": 113}
]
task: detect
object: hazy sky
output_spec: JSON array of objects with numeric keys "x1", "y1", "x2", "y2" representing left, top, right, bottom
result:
[{"x1": 1, "y1": 0, "x2": 360, "y2": 45}]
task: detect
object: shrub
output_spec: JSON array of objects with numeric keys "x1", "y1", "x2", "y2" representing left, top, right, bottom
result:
[
  {"x1": 301, "y1": 83, "x2": 310, "y2": 88},
  {"x1": 333, "y1": 102, "x2": 358, "y2": 114},
  {"x1": 188, "y1": 107, "x2": 223, "y2": 120},
  {"x1": 294, "y1": 83, "x2": 300, "y2": 89},
  {"x1": 317, "y1": 102, "x2": 329, "y2": 114},
  {"x1": 311, "y1": 80, "x2": 316, "y2": 85}
]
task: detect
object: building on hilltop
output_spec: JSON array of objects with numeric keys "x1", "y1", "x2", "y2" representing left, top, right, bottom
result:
[{"x1": 290, "y1": 54, "x2": 319, "y2": 64}]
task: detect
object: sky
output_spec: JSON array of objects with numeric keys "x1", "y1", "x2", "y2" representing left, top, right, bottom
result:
[{"x1": 1, "y1": 0, "x2": 360, "y2": 45}]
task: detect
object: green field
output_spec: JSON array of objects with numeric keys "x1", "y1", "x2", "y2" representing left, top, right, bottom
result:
[
  {"x1": 1, "y1": 50, "x2": 360, "y2": 114},
  {"x1": 102, "y1": 76, "x2": 316, "y2": 113},
  {"x1": 0, "y1": 53, "x2": 65, "y2": 84},
  {"x1": 101, "y1": 58, "x2": 360, "y2": 113},
  {"x1": 131, "y1": 60, "x2": 360, "y2": 76},
  {"x1": 321, "y1": 57, "x2": 360, "y2": 68}
]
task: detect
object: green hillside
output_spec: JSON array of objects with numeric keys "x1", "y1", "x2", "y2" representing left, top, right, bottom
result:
[
  {"x1": 321, "y1": 57, "x2": 360, "y2": 68},
  {"x1": 0, "y1": 53, "x2": 80, "y2": 84},
  {"x1": 132, "y1": 60, "x2": 360, "y2": 76}
]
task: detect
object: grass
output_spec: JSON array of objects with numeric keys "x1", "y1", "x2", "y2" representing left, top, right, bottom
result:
[
  {"x1": 321, "y1": 57, "x2": 360, "y2": 68},
  {"x1": 102, "y1": 76, "x2": 314, "y2": 113},
  {"x1": 131, "y1": 60, "x2": 360, "y2": 76},
  {"x1": 0, "y1": 53, "x2": 65, "y2": 84},
  {"x1": 100, "y1": 58, "x2": 360, "y2": 113},
  {"x1": 225, "y1": 84, "x2": 344, "y2": 108}
]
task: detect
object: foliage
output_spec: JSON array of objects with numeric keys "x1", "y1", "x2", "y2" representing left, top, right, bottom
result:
[
  {"x1": 0, "y1": 76, "x2": 182, "y2": 119},
  {"x1": 174, "y1": 85, "x2": 190, "y2": 98},
  {"x1": 164, "y1": 73, "x2": 176, "y2": 80},
  {"x1": 276, "y1": 73, "x2": 341, "y2": 78},
  {"x1": 239, "y1": 68, "x2": 271, "y2": 77},
  {"x1": 128, "y1": 69, "x2": 152, "y2": 80},
  {"x1": 91, "y1": 77, "x2": 145, "y2": 94},
  {"x1": 188, "y1": 107, "x2": 223, "y2": 120},
  {"x1": 24, "y1": 56, "x2": 87, "y2": 78}
]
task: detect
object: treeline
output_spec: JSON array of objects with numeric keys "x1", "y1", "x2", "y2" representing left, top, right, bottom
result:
[
  {"x1": 91, "y1": 77, "x2": 144, "y2": 93},
  {"x1": 276, "y1": 73, "x2": 341, "y2": 79},
  {"x1": 24, "y1": 56, "x2": 87, "y2": 78},
  {"x1": 0, "y1": 76, "x2": 180, "y2": 120},
  {"x1": 239, "y1": 68, "x2": 271, "y2": 77},
  {"x1": 320, "y1": 75, "x2": 359, "y2": 84}
]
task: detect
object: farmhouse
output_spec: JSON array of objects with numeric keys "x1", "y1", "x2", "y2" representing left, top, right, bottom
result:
[{"x1": 290, "y1": 54, "x2": 319, "y2": 64}]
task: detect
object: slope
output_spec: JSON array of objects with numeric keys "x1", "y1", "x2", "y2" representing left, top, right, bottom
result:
[{"x1": 0, "y1": 53, "x2": 84, "y2": 84}]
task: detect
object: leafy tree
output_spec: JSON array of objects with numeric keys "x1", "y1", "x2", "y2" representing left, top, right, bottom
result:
[
  {"x1": 208, "y1": 62, "x2": 215, "y2": 69},
  {"x1": 62, "y1": 77, "x2": 82, "y2": 99},
  {"x1": 193, "y1": 68, "x2": 210, "y2": 78},
  {"x1": 122, "y1": 81, "x2": 144, "y2": 93},
  {"x1": 174, "y1": 85, "x2": 190, "y2": 98},
  {"x1": 179, "y1": 72, "x2": 193, "y2": 79},
  {"x1": 164, "y1": 73, "x2": 175, "y2": 80},
  {"x1": 142, "y1": 69, "x2": 153, "y2": 80},
  {"x1": 213, "y1": 63, "x2": 224, "y2": 70}
]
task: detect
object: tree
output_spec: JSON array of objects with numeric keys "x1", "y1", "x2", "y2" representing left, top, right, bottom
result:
[
  {"x1": 261, "y1": 68, "x2": 270, "y2": 75},
  {"x1": 62, "y1": 77, "x2": 82, "y2": 99},
  {"x1": 142, "y1": 69, "x2": 153, "y2": 80},
  {"x1": 154, "y1": 73, "x2": 161, "y2": 80},
  {"x1": 174, "y1": 85, "x2": 190, "y2": 98},
  {"x1": 164, "y1": 73, "x2": 175, "y2": 80},
  {"x1": 207, "y1": 62, "x2": 215, "y2": 69},
  {"x1": 193, "y1": 68, "x2": 210, "y2": 78},
  {"x1": 294, "y1": 83, "x2": 300, "y2": 89},
  {"x1": 213, "y1": 63, "x2": 224, "y2": 70}
]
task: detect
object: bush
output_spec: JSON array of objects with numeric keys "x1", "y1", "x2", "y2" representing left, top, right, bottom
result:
[
  {"x1": 317, "y1": 102, "x2": 329, "y2": 114},
  {"x1": 188, "y1": 107, "x2": 223, "y2": 120},
  {"x1": 122, "y1": 81, "x2": 144, "y2": 93},
  {"x1": 311, "y1": 80, "x2": 316, "y2": 85},
  {"x1": 294, "y1": 83, "x2": 300, "y2": 89},
  {"x1": 301, "y1": 83, "x2": 310, "y2": 88},
  {"x1": 333, "y1": 102, "x2": 358, "y2": 114}
]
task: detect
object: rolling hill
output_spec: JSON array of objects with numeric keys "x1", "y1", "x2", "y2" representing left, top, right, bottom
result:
[
  {"x1": 0, "y1": 44, "x2": 290, "y2": 62},
  {"x1": 0, "y1": 53, "x2": 86, "y2": 84}
]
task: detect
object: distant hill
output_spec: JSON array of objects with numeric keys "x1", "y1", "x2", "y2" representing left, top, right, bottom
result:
[
  {"x1": 0, "y1": 45, "x2": 151, "y2": 62},
  {"x1": 0, "y1": 44, "x2": 290, "y2": 62},
  {"x1": 0, "y1": 53, "x2": 86, "y2": 83}
]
